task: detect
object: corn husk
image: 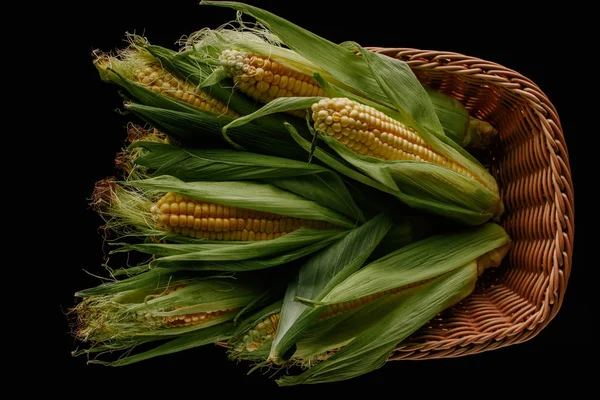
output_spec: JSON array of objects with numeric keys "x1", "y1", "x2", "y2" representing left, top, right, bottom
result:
[
  {"x1": 269, "y1": 214, "x2": 392, "y2": 363},
  {"x1": 278, "y1": 223, "x2": 509, "y2": 384},
  {"x1": 96, "y1": 175, "x2": 352, "y2": 271},
  {"x1": 128, "y1": 141, "x2": 364, "y2": 222},
  {"x1": 71, "y1": 268, "x2": 268, "y2": 364}
]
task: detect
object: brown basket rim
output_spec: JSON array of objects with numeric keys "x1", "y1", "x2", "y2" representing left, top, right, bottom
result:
[{"x1": 364, "y1": 47, "x2": 574, "y2": 360}]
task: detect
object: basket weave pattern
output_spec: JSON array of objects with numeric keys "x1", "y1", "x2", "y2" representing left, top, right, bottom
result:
[{"x1": 366, "y1": 48, "x2": 574, "y2": 359}]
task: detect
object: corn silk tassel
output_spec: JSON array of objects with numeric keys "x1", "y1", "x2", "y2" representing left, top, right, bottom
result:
[{"x1": 199, "y1": 2, "x2": 503, "y2": 225}]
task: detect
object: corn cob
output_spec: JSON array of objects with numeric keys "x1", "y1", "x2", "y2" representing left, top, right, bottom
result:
[
  {"x1": 158, "y1": 286, "x2": 239, "y2": 328},
  {"x1": 92, "y1": 179, "x2": 338, "y2": 241},
  {"x1": 72, "y1": 274, "x2": 260, "y2": 350},
  {"x1": 311, "y1": 97, "x2": 489, "y2": 188},
  {"x1": 150, "y1": 192, "x2": 335, "y2": 240},
  {"x1": 233, "y1": 285, "x2": 408, "y2": 355},
  {"x1": 95, "y1": 47, "x2": 239, "y2": 117},
  {"x1": 220, "y1": 49, "x2": 325, "y2": 116},
  {"x1": 134, "y1": 63, "x2": 239, "y2": 117},
  {"x1": 75, "y1": 295, "x2": 239, "y2": 344}
]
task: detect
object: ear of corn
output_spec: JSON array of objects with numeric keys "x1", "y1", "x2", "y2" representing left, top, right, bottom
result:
[
  {"x1": 127, "y1": 140, "x2": 364, "y2": 222},
  {"x1": 302, "y1": 223, "x2": 508, "y2": 308},
  {"x1": 276, "y1": 117, "x2": 501, "y2": 225},
  {"x1": 95, "y1": 41, "x2": 239, "y2": 118},
  {"x1": 93, "y1": 176, "x2": 350, "y2": 271},
  {"x1": 268, "y1": 214, "x2": 392, "y2": 363},
  {"x1": 141, "y1": 41, "x2": 260, "y2": 116},
  {"x1": 274, "y1": 225, "x2": 508, "y2": 384},
  {"x1": 88, "y1": 323, "x2": 235, "y2": 367},
  {"x1": 231, "y1": 223, "x2": 508, "y2": 370},
  {"x1": 272, "y1": 221, "x2": 508, "y2": 363},
  {"x1": 277, "y1": 261, "x2": 479, "y2": 385},
  {"x1": 71, "y1": 270, "x2": 265, "y2": 355},
  {"x1": 103, "y1": 175, "x2": 354, "y2": 232}
]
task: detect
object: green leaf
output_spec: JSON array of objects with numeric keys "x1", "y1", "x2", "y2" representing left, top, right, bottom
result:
[
  {"x1": 127, "y1": 103, "x2": 309, "y2": 160},
  {"x1": 133, "y1": 142, "x2": 364, "y2": 222},
  {"x1": 200, "y1": 1, "x2": 391, "y2": 106},
  {"x1": 117, "y1": 228, "x2": 347, "y2": 265},
  {"x1": 222, "y1": 96, "x2": 323, "y2": 134},
  {"x1": 320, "y1": 136, "x2": 499, "y2": 225},
  {"x1": 356, "y1": 44, "x2": 445, "y2": 139},
  {"x1": 89, "y1": 323, "x2": 234, "y2": 367},
  {"x1": 278, "y1": 262, "x2": 478, "y2": 385},
  {"x1": 124, "y1": 175, "x2": 354, "y2": 228},
  {"x1": 313, "y1": 223, "x2": 509, "y2": 305},
  {"x1": 270, "y1": 214, "x2": 392, "y2": 362},
  {"x1": 425, "y1": 87, "x2": 469, "y2": 146}
]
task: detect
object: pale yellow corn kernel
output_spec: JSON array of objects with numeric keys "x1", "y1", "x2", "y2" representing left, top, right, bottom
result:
[
  {"x1": 163, "y1": 308, "x2": 238, "y2": 328},
  {"x1": 152, "y1": 193, "x2": 335, "y2": 240},
  {"x1": 220, "y1": 50, "x2": 326, "y2": 118},
  {"x1": 310, "y1": 97, "x2": 481, "y2": 184},
  {"x1": 133, "y1": 63, "x2": 238, "y2": 117}
]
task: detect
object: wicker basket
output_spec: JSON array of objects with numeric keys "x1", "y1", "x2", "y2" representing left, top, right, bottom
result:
[{"x1": 365, "y1": 47, "x2": 575, "y2": 360}]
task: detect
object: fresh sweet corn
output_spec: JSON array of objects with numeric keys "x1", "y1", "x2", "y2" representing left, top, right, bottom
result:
[
  {"x1": 220, "y1": 49, "x2": 325, "y2": 116},
  {"x1": 235, "y1": 286, "x2": 407, "y2": 354},
  {"x1": 94, "y1": 46, "x2": 239, "y2": 118},
  {"x1": 134, "y1": 63, "x2": 239, "y2": 117},
  {"x1": 311, "y1": 97, "x2": 487, "y2": 187},
  {"x1": 156, "y1": 286, "x2": 239, "y2": 328},
  {"x1": 150, "y1": 192, "x2": 335, "y2": 240}
]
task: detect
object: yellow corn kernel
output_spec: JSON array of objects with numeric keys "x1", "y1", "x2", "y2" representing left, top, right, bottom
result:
[
  {"x1": 162, "y1": 308, "x2": 238, "y2": 328},
  {"x1": 311, "y1": 98, "x2": 484, "y2": 185},
  {"x1": 220, "y1": 49, "x2": 326, "y2": 117},
  {"x1": 134, "y1": 63, "x2": 239, "y2": 118},
  {"x1": 151, "y1": 192, "x2": 333, "y2": 240}
]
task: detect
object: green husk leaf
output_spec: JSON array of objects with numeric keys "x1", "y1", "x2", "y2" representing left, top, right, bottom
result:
[
  {"x1": 75, "y1": 267, "x2": 188, "y2": 297},
  {"x1": 140, "y1": 42, "x2": 258, "y2": 116},
  {"x1": 88, "y1": 322, "x2": 234, "y2": 367},
  {"x1": 425, "y1": 87, "x2": 469, "y2": 145},
  {"x1": 270, "y1": 214, "x2": 392, "y2": 362},
  {"x1": 124, "y1": 175, "x2": 354, "y2": 228},
  {"x1": 307, "y1": 223, "x2": 508, "y2": 306},
  {"x1": 285, "y1": 123, "x2": 396, "y2": 195},
  {"x1": 158, "y1": 233, "x2": 346, "y2": 272},
  {"x1": 277, "y1": 262, "x2": 478, "y2": 385},
  {"x1": 200, "y1": 1, "x2": 391, "y2": 106},
  {"x1": 357, "y1": 45, "x2": 498, "y2": 191},
  {"x1": 116, "y1": 228, "x2": 347, "y2": 263},
  {"x1": 319, "y1": 135, "x2": 499, "y2": 225},
  {"x1": 222, "y1": 97, "x2": 323, "y2": 133},
  {"x1": 132, "y1": 142, "x2": 364, "y2": 222},
  {"x1": 126, "y1": 103, "x2": 309, "y2": 160}
]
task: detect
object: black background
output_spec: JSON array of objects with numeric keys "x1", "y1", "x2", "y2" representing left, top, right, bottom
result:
[{"x1": 51, "y1": 0, "x2": 590, "y2": 393}]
